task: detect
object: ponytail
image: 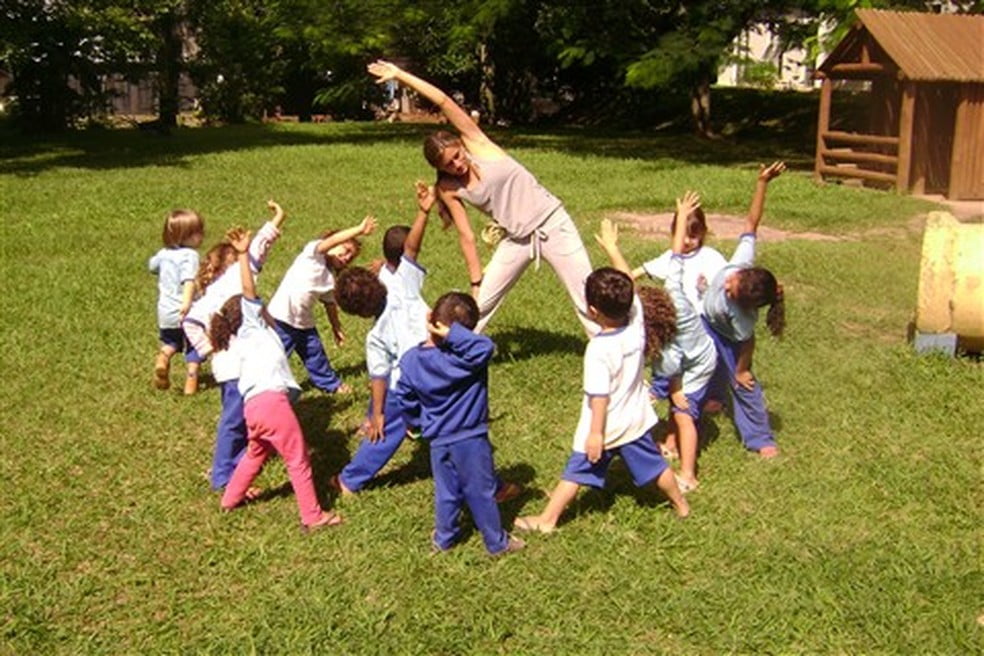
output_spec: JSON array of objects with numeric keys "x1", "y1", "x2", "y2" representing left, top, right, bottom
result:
[
  {"x1": 766, "y1": 284, "x2": 785, "y2": 337},
  {"x1": 208, "y1": 294, "x2": 243, "y2": 352},
  {"x1": 638, "y1": 286, "x2": 678, "y2": 362}
]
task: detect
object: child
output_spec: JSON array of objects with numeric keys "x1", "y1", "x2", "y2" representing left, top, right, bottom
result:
[
  {"x1": 650, "y1": 192, "x2": 719, "y2": 492},
  {"x1": 396, "y1": 292, "x2": 525, "y2": 556},
  {"x1": 148, "y1": 209, "x2": 205, "y2": 393},
  {"x1": 211, "y1": 227, "x2": 342, "y2": 532},
  {"x1": 267, "y1": 215, "x2": 379, "y2": 395},
  {"x1": 182, "y1": 201, "x2": 286, "y2": 490},
  {"x1": 514, "y1": 219, "x2": 689, "y2": 533},
  {"x1": 330, "y1": 182, "x2": 434, "y2": 495},
  {"x1": 701, "y1": 162, "x2": 786, "y2": 459}
]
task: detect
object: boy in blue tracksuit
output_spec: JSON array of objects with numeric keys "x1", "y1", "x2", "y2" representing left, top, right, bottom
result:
[{"x1": 396, "y1": 292, "x2": 525, "y2": 556}]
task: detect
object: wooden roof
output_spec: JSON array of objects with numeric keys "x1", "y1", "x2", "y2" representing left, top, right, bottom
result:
[{"x1": 820, "y1": 9, "x2": 984, "y2": 83}]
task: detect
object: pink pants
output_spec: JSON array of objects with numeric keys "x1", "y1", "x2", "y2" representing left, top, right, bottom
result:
[{"x1": 220, "y1": 390, "x2": 323, "y2": 526}]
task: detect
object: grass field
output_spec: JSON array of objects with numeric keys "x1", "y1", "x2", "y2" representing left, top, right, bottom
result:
[{"x1": 2, "y1": 121, "x2": 981, "y2": 654}]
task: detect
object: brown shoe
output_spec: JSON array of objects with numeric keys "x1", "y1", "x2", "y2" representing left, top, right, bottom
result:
[{"x1": 153, "y1": 353, "x2": 170, "y2": 390}]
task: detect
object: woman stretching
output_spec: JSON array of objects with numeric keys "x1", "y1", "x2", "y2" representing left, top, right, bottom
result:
[{"x1": 368, "y1": 60, "x2": 597, "y2": 335}]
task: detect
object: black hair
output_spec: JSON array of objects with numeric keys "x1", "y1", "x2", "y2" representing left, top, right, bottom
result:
[
  {"x1": 735, "y1": 267, "x2": 785, "y2": 337},
  {"x1": 585, "y1": 267, "x2": 634, "y2": 323},
  {"x1": 209, "y1": 294, "x2": 244, "y2": 352},
  {"x1": 383, "y1": 225, "x2": 411, "y2": 265},
  {"x1": 432, "y1": 291, "x2": 479, "y2": 330}
]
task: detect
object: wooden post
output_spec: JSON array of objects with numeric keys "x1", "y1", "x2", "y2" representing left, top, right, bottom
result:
[
  {"x1": 814, "y1": 75, "x2": 832, "y2": 182},
  {"x1": 897, "y1": 80, "x2": 916, "y2": 192}
]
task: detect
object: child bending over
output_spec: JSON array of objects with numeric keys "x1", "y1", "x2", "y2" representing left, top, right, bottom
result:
[
  {"x1": 182, "y1": 201, "x2": 287, "y2": 490},
  {"x1": 329, "y1": 182, "x2": 435, "y2": 494},
  {"x1": 701, "y1": 162, "x2": 786, "y2": 458},
  {"x1": 211, "y1": 228, "x2": 341, "y2": 532},
  {"x1": 267, "y1": 215, "x2": 378, "y2": 395},
  {"x1": 515, "y1": 219, "x2": 689, "y2": 533},
  {"x1": 396, "y1": 292, "x2": 525, "y2": 556},
  {"x1": 149, "y1": 209, "x2": 205, "y2": 393}
]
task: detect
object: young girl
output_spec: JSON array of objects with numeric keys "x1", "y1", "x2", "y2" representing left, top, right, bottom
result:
[
  {"x1": 211, "y1": 227, "x2": 342, "y2": 532},
  {"x1": 182, "y1": 201, "x2": 286, "y2": 490},
  {"x1": 368, "y1": 60, "x2": 597, "y2": 335},
  {"x1": 148, "y1": 209, "x2": 205, "y2": 393},
  {"x1": 701, "y1": 162, "x2": 786, "y2": 458},
  {"x1": 649, "y1": 192, "x2": 719, "y2": 492},
  {"x1": 267, "y1": 215, "x2": 378, "y2": 395}
]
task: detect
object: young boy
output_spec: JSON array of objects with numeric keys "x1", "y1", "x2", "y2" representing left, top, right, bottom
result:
[
  {"x1": 514, "y1": 219, "x2": 689, "y2": 533},
  {"x1": 266, "y1": 215, "x2": 378, "y2": 395},
  {"x1": 329, "y1": 183, "x2": 435, "y2": 495},
  {"x1": 396, "y1": 292, "x2": 525, "y2": 556}
]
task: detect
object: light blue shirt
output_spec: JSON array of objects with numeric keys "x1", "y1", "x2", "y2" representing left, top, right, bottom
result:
[
  {"x1": 702, "y1": 233, "x2": 759, "y2": 343},
  {"x1": 365, "y1": 256, "x2": 430, "y2": 390},
  {"x1": 652, "y1": 255, "x2": 717, "y2": 393},
  {"x1": 148, "y1": 247, "x2": 199, "y2": 328}
]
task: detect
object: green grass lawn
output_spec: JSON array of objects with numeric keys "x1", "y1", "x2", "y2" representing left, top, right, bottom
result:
[{"x1": 2, "y1": 122, "x2": 981, "y2": 654}]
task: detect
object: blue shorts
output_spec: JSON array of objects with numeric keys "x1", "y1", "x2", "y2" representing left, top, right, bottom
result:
[
  {"x1": 562, "y1": 432, "x2": 668, "y2": 489},
  {"x1": 159, "y1": 328, "x2": 201, "y2": 363},
  {"x1": 670, "y1": 382, "x2": 711, "y2": 421}
]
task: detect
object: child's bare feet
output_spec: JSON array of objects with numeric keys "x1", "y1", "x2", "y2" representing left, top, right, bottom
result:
[
  {"x1": 674, "y1": 473, "x2": 699, "y2": 494},
  {"x1": 513, "y1": 516, "x2": 555, "y2": 534},
  {"x1": 183, "y1": 372, "x2": 199, "y2": 395},
  {"x1": 302, "y1": 510, "x2": 344, "y2": 534},
  {"x1": 673, "y1": 495, "x2": 691, "y2": 519},
  {"x1": 494, "y1": 481, "x2": 522, "y2": 504},
  {"x1": 244, "y1": 486, "x2": 263, "y2": 501},
  {"x1": 329, "y1": 474, "x2": 355, "y2": 497},
  {"x1": 153, "y1": 352, "x2": 170, "y2": 390},
  {"x1": 332, "y1": 383, "x2": 353, "y2": 395},
  {"x1": 758, "y1": 445, "x2": 779, "y2": 459}
]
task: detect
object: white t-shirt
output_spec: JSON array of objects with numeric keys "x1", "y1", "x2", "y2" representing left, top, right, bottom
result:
[
  {"x1": 365, "y1": 256, "x2": 429, "y2": 390},
  {"x1": 236, "y1": 298, "x2": 301, "y2": 403},
  {"x1": 572, "y1": 295, "x2": 657, "y2": 452},
  {"x1": 149, "y1": 246, "x2": 199, "y2": 328},
  {"x1": 268, "y1": 240, "x2": 336, "y2": 330},
  {"x1": 641, "y1": 246, "x2": 726, "y2": 315}
]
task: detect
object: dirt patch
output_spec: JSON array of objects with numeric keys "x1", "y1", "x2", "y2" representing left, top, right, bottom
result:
[{"x1": 611, "y1": 211, "x2": 842, "y2": 242}]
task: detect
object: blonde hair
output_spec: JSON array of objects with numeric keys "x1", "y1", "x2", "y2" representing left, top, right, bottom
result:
[{"x1": 163, "y1": 209, "x2": 204, "y2": 248}]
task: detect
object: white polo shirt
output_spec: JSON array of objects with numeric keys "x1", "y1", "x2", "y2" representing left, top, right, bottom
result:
[
  {"x1": 641, "y1": 246, "x2": 726, "y2": 315},
  {"x1": 236, "y1": 298, "x2": 301, "y2": 403},
  {"x1": 365, "y1": 256, "x2": 429, "y2": 390},
  {"x1": 268, "y1": 240, "x2": 336, "y2": 330},
  {"x1": 572, "y1": 295, "x2": 657, "y2": 452}
]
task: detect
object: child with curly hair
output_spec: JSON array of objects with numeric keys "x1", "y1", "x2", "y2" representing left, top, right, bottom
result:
[
  {"x1": 210, "y1": 227, "x2": 342, "y2": 532},
  {"x1": 148, "y1": 209, "x2": 204, "y2": 393},
  {"x1": 514, "y1": 220, "x2": 689, "y2": 533}
]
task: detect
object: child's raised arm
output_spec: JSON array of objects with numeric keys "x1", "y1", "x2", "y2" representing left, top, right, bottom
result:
[
  {"x1": 745, "y1": 161, "x2": 785, "y2": 235},
  {"x1": 368, "y1": 60, "x2": 496, "y2": 155},
  {"x1": 228, "y1": 228, "x2": 256, "y2": 300},
  {"x1": 268, "y1": 200, "x2": 286, "y2": 230},
  {"x1": 316, "y1": 215, "x2": 377, "y2": 255},
  {"x1": 403, "y1": 181, "x2": 435, "y2": 262},
  {"x1": 594, "y1": 219, "x2": 632, "y2": 279}
]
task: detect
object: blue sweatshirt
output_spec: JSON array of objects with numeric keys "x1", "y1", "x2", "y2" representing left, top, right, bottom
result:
[{"x1": 396, "y1": 323, "x2": 495, "y2": 446}]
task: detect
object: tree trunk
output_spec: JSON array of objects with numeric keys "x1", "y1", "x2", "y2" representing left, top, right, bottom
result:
[
  {"x1": 155, "y1": 10, "x2": 181, "y2": 131},
  {"x1": 478, "y1": 42, "x2": 495, "y2": 123},
  {"x1": 689, "y1": 75, "x2": 714, "y2": 138}
]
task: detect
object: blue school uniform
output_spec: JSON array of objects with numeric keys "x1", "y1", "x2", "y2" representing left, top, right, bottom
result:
[
  {"x1": 702, "y1": 233, "x2": 776, "y2": 452},
  {"x1": 396, "y1": 323, "x2": 509, "y2": 554},
  {"x1": 338, "y1": 256, "x2": 429, "y2": 492}
]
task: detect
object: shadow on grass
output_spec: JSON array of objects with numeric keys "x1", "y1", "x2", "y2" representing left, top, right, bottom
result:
[
  {"x1": 0, "y1": 122, "x2": 430, "y2": 176},
  {"x1": 1, "y1": 87, "x2": 855, "y2": 178},
  {"x1": 292, "y1": 394, "x2": 356, "y2": 502},
  {"x1": 490, "y1": 326, "x2": 585, "y2": 362}
]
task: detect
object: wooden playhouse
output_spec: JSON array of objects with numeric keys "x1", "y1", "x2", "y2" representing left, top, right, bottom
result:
[{"x1": 814, "y1": 9, "x2": 984, "y2": 200}]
